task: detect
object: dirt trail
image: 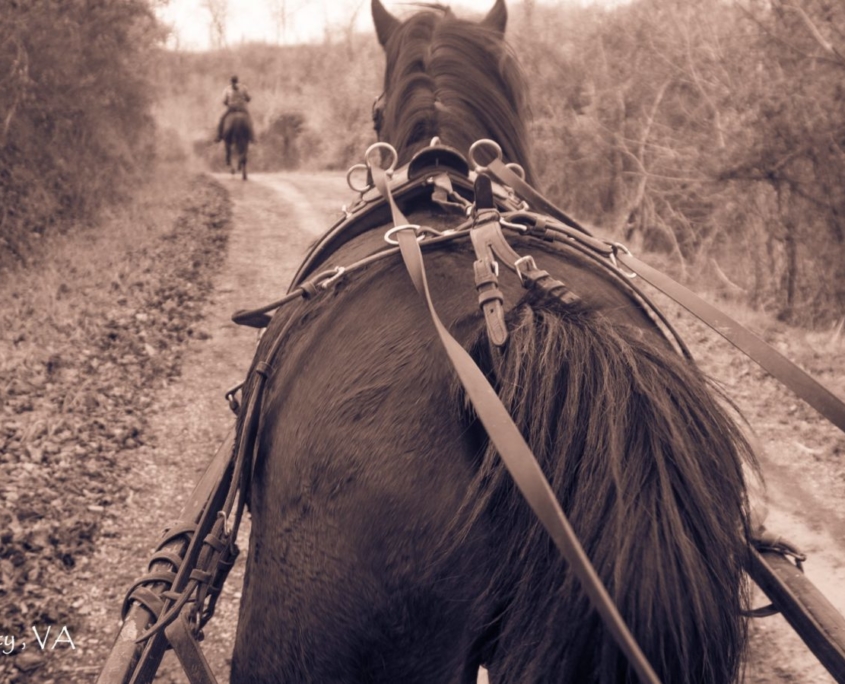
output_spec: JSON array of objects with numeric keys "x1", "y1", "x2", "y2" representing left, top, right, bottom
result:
[
  {"x1": 86, "y1": 171, "x2": 844, "y2": 683},
  {"x1": 695, "y1": 341, "x2": 845, "y2": 683},
  {"x1": 80, "y1": 172, "x2": 348, "y2": 683}
]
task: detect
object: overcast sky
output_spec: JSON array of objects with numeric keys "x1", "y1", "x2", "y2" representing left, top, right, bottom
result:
[{"x1": 155, "y1": 0, "x2": 619, "y2": 50}]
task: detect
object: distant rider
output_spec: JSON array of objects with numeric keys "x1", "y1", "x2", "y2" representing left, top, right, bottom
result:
[{"x1": 215, "y1": 75, "x2": 255, "y2": 143}]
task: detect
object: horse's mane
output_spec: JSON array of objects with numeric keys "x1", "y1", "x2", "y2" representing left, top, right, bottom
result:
[{"x1": 379, "y1": 7, "x2": 534, "y2": 181}]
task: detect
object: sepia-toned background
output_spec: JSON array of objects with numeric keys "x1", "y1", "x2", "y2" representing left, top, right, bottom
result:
[{"x1": 1, "y1": 0, "x2": 843, "y2": 682}]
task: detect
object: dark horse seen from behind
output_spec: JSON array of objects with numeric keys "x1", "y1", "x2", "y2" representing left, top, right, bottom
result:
[
  {"x1": 223, "y1": 112, "x2": 249, "y2": 180},
  {"x1": 231, "y1": 1, "x2": 756, "y2": 682}
]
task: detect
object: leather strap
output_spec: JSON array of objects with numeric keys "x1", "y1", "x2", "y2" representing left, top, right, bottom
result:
[
  {"x1": 165, "y1": 612, "x2": 218, "y2": 684},
  {"x1": 370, "y1": 164, "x2": 662, "y2": 684},
  {"x1": 470, "y1": 212, "x2": 509, "y2": 346},
  {"x1": 486, "y1": 157, "x2": 593, "y2": 236},
  {"x1": 472, "y1": 254, "x2": 508, "y2": 346},
  {"x1": 481, "y1": 154, "x2": 845, "y2": 435},
  {"x1": 616, "y1": 252, "x2": 845, "y2": 434}
]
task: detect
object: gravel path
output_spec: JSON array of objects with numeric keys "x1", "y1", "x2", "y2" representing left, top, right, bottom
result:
[
  {"x1": 87, "y1": 172, "x2": 349, "y2": 683},
  {"x1": 66, "y1": 171, "x2": 845, "y2": 682}
]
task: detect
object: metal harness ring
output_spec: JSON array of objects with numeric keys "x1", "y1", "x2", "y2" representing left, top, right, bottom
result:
[
  {"x1": 468, "y1": 139, "x2": 503, "y2": 174},
  {"x1": 365, "y1": 141, "x2": 398, "y2": 175},
  {"x1": 610, "y1": 242, "x2": 638, "y2": 279},
  {"x1": 346, "y1": 163, "x2": 371, "y2": 193},
  {"x1": 506, "y1": 162, "x2": 526, "y2": 179},
  {"x1": 384, "y1": 224, "x2": 425, "y2": 245}
]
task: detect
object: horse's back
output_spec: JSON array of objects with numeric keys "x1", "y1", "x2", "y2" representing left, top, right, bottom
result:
[
  {"x1": 233, "y1": 243, "x2": 502, "y2": 682},
  {"x1": 232, "y1": 222, "x2": 684, "y2": 682},
  {"x1": 224, "y1": 111, "x2": 251, "y2": 144},
  {"x1": 232, "y1": 1, "x2": 751, "y2": 679}
]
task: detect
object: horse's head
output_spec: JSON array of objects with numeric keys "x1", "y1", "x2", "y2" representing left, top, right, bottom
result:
[{"x1": 371, "y1": 0, "x2": 533, "y2": 181}]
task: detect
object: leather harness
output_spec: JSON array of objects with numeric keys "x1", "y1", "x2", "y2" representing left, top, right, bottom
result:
[{"x1": 109, "y1": 140, "x2": 845, "y2": 684}]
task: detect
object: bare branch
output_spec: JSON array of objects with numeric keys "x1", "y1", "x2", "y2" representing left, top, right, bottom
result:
[
  {"x1": 711, "y1": 258, "x2": 748, "y2": 294},
  {"x1": 780, "y1": 4, "x2": 845, "y2": 65},
  {"x1": 202, "y1": 0, "x2": 228, "y2": 49},
  {"x1": 733, "y1": 1, "x2": 845, "y2": 67},
  {"x1": 675, "y1": 13, "x2": 726, "y2": 148},
  {"x1": 624, "y1": 78, "x2": 673, "y2": 222},
  {"x1": 1, "y1": 37, "x2": 30, "y2": 149}
]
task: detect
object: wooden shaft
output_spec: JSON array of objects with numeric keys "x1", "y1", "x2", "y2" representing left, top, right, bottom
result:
[
  {"x1": 97, "y1": 431, "x2": 235, "y2": 684},
  {"x1": 748, "y1": 548, "x2": 845, "y2": 684}
]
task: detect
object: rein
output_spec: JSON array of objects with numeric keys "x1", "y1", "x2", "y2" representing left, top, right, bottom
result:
[
  {"x1": 107, "y1": 140, "x2": 845, "y2": 684},
  {"x1": 369, "y1": 145, "x2": 664, "y2": 684},
  {"x1": 477, "y1": 147, "x2": 845, "y2": 434}
]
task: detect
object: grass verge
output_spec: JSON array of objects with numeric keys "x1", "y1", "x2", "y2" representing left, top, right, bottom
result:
[{"x1": 0, "y1": 168, "x2": 232, "y2": 682}]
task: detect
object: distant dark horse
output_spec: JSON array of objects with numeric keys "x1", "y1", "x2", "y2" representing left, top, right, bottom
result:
[
  {"x1": 223, "y1": 111, "x2": 249, "y2": 180},
  {"x1": 231, "y1": 1, "x2": 755, "y2": 682}
]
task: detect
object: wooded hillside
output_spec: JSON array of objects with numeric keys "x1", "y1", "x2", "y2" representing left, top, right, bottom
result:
[
  {"x1": 2, "y1": 0, "x2": 843, "y2": 326},
  {"x1": 0, "y1": 0, "x2": 163, "y2": 266},
  {"x1": 522, "y1": 0, "x2": 845, "y2": 328},
  {"x1": 158, "y1": 0, "x2": 845, "y2": 326}
]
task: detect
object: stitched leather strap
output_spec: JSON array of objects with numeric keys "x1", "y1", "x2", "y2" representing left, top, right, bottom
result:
[
  {"x1": 472, "y1": 254, "x2": 508, "y2": 346},
  {"x1": 616, "y1": 252, "x2": 845, "y2": 434},
  {"x1": 165, "y1": 612, "x2": 218, "y2": 684},
  {"x1": 482, "y1": 154, "x2": 845, "y2": 435}
]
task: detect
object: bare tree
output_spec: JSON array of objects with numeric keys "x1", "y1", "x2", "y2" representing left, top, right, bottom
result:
[
  {"x1": 266, "y1": 0, "x2": 309, "y2": 45},
  {"x1": 523, "y1": 0, "x2": 535, "y2": 27},
  {"x1": 341, "y1": 0, "x2": 365, "y2": 58},
  {"x1": 0, "y1": 35, "x2": 30, "y2": 149},
  {"x1": 266, "y1": 0, "x2": 287, "y2": 44},
  {"x1": 203, "y1": 0, "x2": 228, "y2": 49}
]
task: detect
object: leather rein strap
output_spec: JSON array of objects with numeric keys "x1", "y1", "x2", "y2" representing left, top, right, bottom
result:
[
  {"x1": 614, "y1": 253, "x2": 845, "y2": 434},
  {"x1": 483, "y1": 156, "x2": 845, "y2": 435},
  {"x1": 370, "y1": 164, "x2": 664, "y2": 684}
]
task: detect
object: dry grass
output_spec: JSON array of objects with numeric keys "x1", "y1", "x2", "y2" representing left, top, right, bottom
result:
[
  {"x1": 0, "y1": 163, "x2": 192, "y2": 368},
  {"x1": 0, "y1": 163, "x2": 233, "y2": 684}
]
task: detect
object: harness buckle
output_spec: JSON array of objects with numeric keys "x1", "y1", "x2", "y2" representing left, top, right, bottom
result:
[
  {"x1": 514, "y1": 255, "x2": 538, "y2": 285},
  {"x1": 610, "y1": 242, "x2": 638, "y2": 279}
]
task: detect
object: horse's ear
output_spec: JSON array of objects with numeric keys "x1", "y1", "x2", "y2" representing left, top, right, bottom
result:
[
  {"x1": 372, "y1": 0, "x2": 400, "y2": 48},
  {"x1": 481, "y1": 0, "x2": 507, "y2": 34}
]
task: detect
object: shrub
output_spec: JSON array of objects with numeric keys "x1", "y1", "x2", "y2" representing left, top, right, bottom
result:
[{"x1": 0, "y1": 0, "x2": 163, "y2": 269}]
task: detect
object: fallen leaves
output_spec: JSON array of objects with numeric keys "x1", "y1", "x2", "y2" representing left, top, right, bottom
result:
[{"x1": 0, "y1": 174, "x2": 232, "y2": 683}]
